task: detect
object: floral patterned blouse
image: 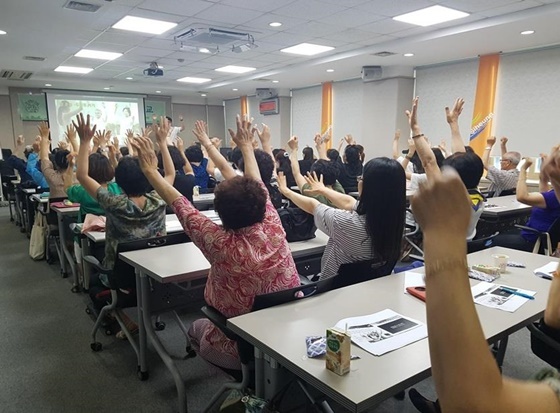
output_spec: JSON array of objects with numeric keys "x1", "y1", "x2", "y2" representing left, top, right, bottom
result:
[{"x1": 172, "y1": 181, "x2": 300, "y2": 360}]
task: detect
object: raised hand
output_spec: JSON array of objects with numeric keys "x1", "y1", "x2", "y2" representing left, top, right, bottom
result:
[
  {"x1": 303, "y1": 171, "x2": 326, "y2": 195},
  {"x1": 227, "y1": 115, "x2": 253, "y2": 148},
  {"x1": 314, "y1": 133, "x2": 323, "y2": 146},
  {"x1": 125, "y1": 129, "x2": 134, "y2": 140},
  {"x1": 394, "y1": 129, "x2": 401, "y2": 141},
  {"x1": 438, "y1": 139, "x2": 447, "y2": 152},
  {"x1": 37, "y1": 121, "x2": 50, "y2": 140},
  {"x1": 486, "y1": 136, "x2": 496, "y2": 146},
  {"x1": 321, "y1": 125, "x2": 332, "y2": 143},
  {"x1": 408, "y1": 138, "x2": 416, "y2": 154},
  {"x1": 344, "y1": 134, "x2": 355, "y2": 145},
  {"x1": 192, "y1": 120, "x2": 211, "y2": 147},
  {"x1": 73, "y1": 113, "x2": 97, "y2": 142},
  {"x1": 16, "y1": 135, "x2": 25, "y2": 146},
  {"x1": 500, "y1": 137, "x2": 508, "y2": 145},
  {"x1": 58, "y1": 140, "x2": 69, "y2": 151},
  {"x1": 277, "y1": 171, "x2": 288, "y2": 193},
  {"x1": 66, "y1": 152, "x2": 76, "y2": 168},
  {"x1": 151, "y1": 116, "x2": 169, "y2": 145},
  {"x1": 175, "y1": 136, "x2": 184, "y2": 152},
  {"x1": 522, "y1": 157, "x2": 533, "y2": 171},
  {"x1": 287, "y1": 135, "x2": 298, "y2": 151},
  {"x1": 211, "y1": 137, "x2": 222, "y2": 148},
  {"x1": 253, "y1": 123, "x2": 271, "y2": 149},
  {"x1": 130, "y1": 136, "x2": 158, "y2": 173},
  {"x1": 405, "y1": 97, "x2": 420, "y2": 134},
  {"x1": 445, "y1": 98, "x2": 464, "y2": 124}
]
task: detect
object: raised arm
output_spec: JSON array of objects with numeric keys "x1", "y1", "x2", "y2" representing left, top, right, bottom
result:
[
  {"x1": 277, "y1": 172, "x2": 320, "y2": 215},
  {"x1": 392, "y1": 129, "x2": 401, "y2": 159},
  {"x1": 63, "y1": 153, "x2": 76, "y2": 192},
  {"x1": 152, "y1": 117, "x2": 175, "y2": 186},
  {"x1": 194, "y1": 120, "x2": 237, "y2": 180},
  {"x1": 14, "y1": 135, "x2": 25, "y2": 159},
  {"x1": 406, "y1": 97, "x2": 440, "y2": 180},
  {"x1": 205, "y1": 137, "x2": 222, "y2": 177},
  {"x1": 178, "y1": 115, "x2": 185, "y2": 132},
  {"x1": 303, "y1": 172, "x2": 356, "y2": 211},
  {"x1": 315, "y1": 134, "x2": 328, "y2": 160},
  {"x1": 445, "y1": 98, "x2": 466, "y2": 154},
  {"x1": 500, "y1": 137, "x2": 509, "y2": 157},
  {"x1": 65, "y1": 125, "x2": 79, "y2": 153},
  {"x1": 125, "y1": 129, "x2": 136, "y2": 156},
  {"x1": 482, "y1": 136, "x2": 496, "y2": 171},
  {"x1": 412, "y1": 168, "x2": 560, "y2": 413},
  {"x1": 253, "y1": 123, "x2": 274, "y2": 166},
  {"x1": 516, "y1": 158, "x2": 546, "y2": 207},
  {"x1": 401, "y1": 138, "x2": 416, "y2": 179},
  {"x1": 37, "y1": 122, "x2": 51, "y2": 162},
  {"x1": 132, "y1": 136, "x2": 182, "y2": 206},
  {"x1": 229, "y1": 116, "x2": 260, "y2": 182},
  {"x1": 287, "y1": 136, "x2": 306, "y2": 190},
  {"x1": 73, "y1": 114, "x2": 100, "y2": 199},
  {"x1": 174, "y1": 137, "x2": 194, "y2": 176}
]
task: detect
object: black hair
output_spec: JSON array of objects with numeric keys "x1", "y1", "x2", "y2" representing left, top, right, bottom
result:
[
  {"x1": 326, "y1": 148, "x2": 340, "y2": 162},
  {"x1": 356, "y1": 157, "x2": 406, "y2": 267},
  {"x1": 302, "y1": 147, "x2": 314, "y2": 161},
  {"x1": 464, "y1": 146, "x2": 474, "y2": 153},
  {"x1": 119, "y1": 147, "x2": 129, "y2": 157},
  {"x1": 238, "y1": 149, "x2": 283, "y2": 207},
  {"x1": 53, "y1": 149, "x2": 70, "y2": 171},
  {"x1": 2, "y1": 148, "x2": 12, "y2": 159},
  {"x1": 310, "y1": 159, "x2": 339, "y2": 186},
  {"x1": 410, "y1": 152, "x2": 424, "y2": 174},
  {"x1": 165, "y1": 116, "x2": 172, "y2": 123},
  {"x1": 442, "y1": 152, "x2": 484, "y2": 189},
  {"x1": 229, "y1": 147, "x2": 243, "y2": 168},
  {"x1": 344, "y1": 145, "x2": 363, "y2": 175},
  {"x1": 157, "y1": 146, "x2": 186, "y2": 171},
  {"x1": 88, "y1": 153, "x2": 114, "y2": 184},
  {"x1": 185, "y1": 145, "x2": 203, "y2": 163},
  {"x1": 114, "y1": 157, "x2": 152, "y2": 196},
  {"x1": 432, "y1": 148, "x2": 445, "y2": 168}
]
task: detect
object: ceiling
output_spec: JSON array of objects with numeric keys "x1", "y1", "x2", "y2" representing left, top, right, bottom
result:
[{"x1": 1, "y1": 0, "x2": 560, "y2": 104}]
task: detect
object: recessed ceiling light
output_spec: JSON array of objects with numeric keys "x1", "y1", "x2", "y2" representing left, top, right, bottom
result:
[
  {"x1": 45, "y1": 84, "x2": 52, "y2": 87},
  {"x1": 112, "y1": 16, "x2": 177, "y2": 35},
  {"x1": 125, "y1": 77, "x2": 133, "y2": 80},
  {"x1": 232, "y1": 88, "x2": 238, "y2": 91},
  {"x1": 155, "y1": 90, "x2": 161, "y2": 94},
  {"x1": 103, "y1": 87, "x2": 111, "y2": 90},
  {"x1": 200, "y1": 93, "x2": 207, "y2": 97},
  {"x1": 0, "y1": 30, "x2": 6, "y2": 35},
  {"x1": 521, "y1": 30, "x2": 535, "y2": 35},
  {"x1": 54, "y1": 66, "x2": 93, "y2": 74},
  {"x1": 272, "y1": 80, "x2": 279, "y2": 83},
  {"x1": 177, "y1": 76, "x2": 212, "y2": 84},
  {"x1": 326, "y1": 69, "x2": 334, "y2": 73},
  {"x1": 75, "y1": 49, "x2": 122, "y2": 60},
  {"x1": 281, "y1": 43, "x2": 334, "y2": 56},
  {"x1": 404, "y1": 53, "x2": 414, "y2": 57},
  {"x1": 393, "y1": 5, "x2": 469, "y2": 27},
  {"x1": 198, "y1": 47, "x2": 211, "y2": 54},
  {"x1": 215, "y1": 65, "x2": 256, "y2": 74},
  {"x1": 269, "y1": 22, "x2": 282, "y2": 27}
]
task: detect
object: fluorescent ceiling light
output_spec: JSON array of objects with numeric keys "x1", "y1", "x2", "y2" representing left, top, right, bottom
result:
[
  {"x1": 112, "y1": 16, "x2": 177, "y2": 35},
  {"x1": 177, "y1": 76, "x2": 212, "y2": 84},
  {"x1": 198, "y1": 47, "x2": 211, "y2": 54},
  {"x1": 269, "y1": 22, "x2": 282, "y2": 27},
  {"x1": 521, "y1": 30, "x2": 535, "y2": 35},
  {"x1": 232, "y1": 88, "x2": 238, "y2": 91},
  {"x1": 404, "y1": 53, "x2": 414, "y2": 57},
  {"x1": 0, "y1": 30, "x2": 6, "y2": 35},
  {"x1": 215, "y1": 65, "x2": 256, "y2": 74},
  {"x1": 200, "y1": 94, "x2": 207, "y2": 97},
  {"x1": 393, "y1": 5, "x2": 469, "y2": 27},
  {"x1": 54, "y1": 66, "x2": 93, "y2": 74},
  {"x1": 281, "y1": 43, "x2": 334, "y2": 56},
  {"x1": 125, "y1": 77, "x2": 133, "y2": 80},
  {"x1": 326, "y1": 69, "x2": 334, "y2": 72},
  {"x1": 75, "y1": 49, "x2": 122, "y2": 60},
  {"x1": 45, "y1": 84, "x2": 52, "y2": 87},
  {"x1": 103, "y1": 87, "x2": 111, "y2": 90},
  {"x1": 156, "y1": 90, "x2": 161, "y2": 94},
  {"x1": 272, "y1": 80, "x2": 279, "y2": 83}
]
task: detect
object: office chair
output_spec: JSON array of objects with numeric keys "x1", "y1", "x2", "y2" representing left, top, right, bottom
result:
[
  {"x1": 83, "y1": 232, "x2": 196, "y2": 378},
  {"x1": 200, "y1": 278, "x2": 337, "y2": 413},
  {"x1": 467, "y1": 232, "x2": 499, "y2": 253},
  {"x1": 331, "y1": 258, "x2": 397, "y2": 290},
  {"x1": 515, "y1": 218, "x2": 560, "y2": 255},
  {"x1": 1, "y1": 174, "x2": 17, "y2": 222},
  {"x1": 527, "y1": 320, "x2": 560, "y2": 369}
]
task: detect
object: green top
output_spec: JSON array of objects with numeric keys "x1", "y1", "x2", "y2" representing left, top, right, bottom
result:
[
  {"x1": 301, "y1": 181, "x2": 345, "y2": 208},
  {"x1": 67, "y1": 182, "x2": 122, "y2": 222}
]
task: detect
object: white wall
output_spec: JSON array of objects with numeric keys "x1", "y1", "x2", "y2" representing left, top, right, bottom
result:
[
  {"x1": 0, "y1": 95, "x2": 15, "y2": 150},
  {"x1": 415, "y1": 59, "x2": 478, "y2": 148},
  {"x1": 291, "y1": 86, "x2": 322, "y2": 150}
]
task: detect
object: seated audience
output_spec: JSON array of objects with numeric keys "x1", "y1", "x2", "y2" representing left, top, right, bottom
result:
[
  {"x1": 26, "y1": 136, "x2": 49, "y2": 189},
  {"x1": 185, "y1": 144, "x2": 209, "y2": 190},
  {"x1": 400, "y1": 138, "x2": 445, "y2": 191},
  {"x1": 158, "y1": 137, "x2": 194, "y2": 204},
  {"x1": 275, "y1": 149, "x2": 297, "y2": 188},
  {"x1": 483, "y1": 136, "x2": 520, "y2": 196},
  {"x1": 5, "y1": 136, "x2": 33, "y2": 182},
  {"x1": 37, "y1": 122, "x2": 69, "y2": 198},
  {"x1": 133, "y1": 117, "x2": 300, "y2": 371},
  {"x1": 278, "y1": 156, "x2": 406, "y2": 280},
  {"x1": 298, "y1": 146, "x2": 316, "y2": 176}
]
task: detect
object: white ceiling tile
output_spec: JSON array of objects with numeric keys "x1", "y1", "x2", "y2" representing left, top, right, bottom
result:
[
  {"x1": 285, "y1": 21, "x2": 347, "y2": 38},
  {"x1": 320, "y1": 28, "x2": 381, "y2": 43},
  {"x1": 259, "y1": 31, "x2": 316, "y2": 46},
  {"x1": 351, "y1": 0, "x2": 437, "y2": 17},
  {"x1": 193, "y1": 4, "x2": 265, "y2": 25},
  {"x1": 273, "y1": 0, "x2": 349, "y2": 20},
  {"x1": 438, "y1": 0, "x2": 520, "y2": 13},
  {"x1": 317, "y1": 0, "x2": 370, "y2": 6},
  {"x1": 127, "y1": 47, "x2": 175, "y2": 58},
  {"x1": 351, "y1": 34, "x2": 398, "y2": 47},
  {"x1": 243, "y1": 13, "x2": 310, "y2": 32},
  {"x1": 137, "y1": 0, "x2": 214, "y2": 17},
  {"x1": 317, "y1": 9, "x2": 385, "y2": 28},
  {"x1": 95, "y1": 32, "x2": 151, "y2": 46},
  {"x1": 357, "y1": 18, "x2": 417, "y2": 35},
  {"x1": 477, "y1": 0, "x2": 545, "y2": 17},
  {"x1": 219, "y1": 0, "x2": 297, "y2": 12}
]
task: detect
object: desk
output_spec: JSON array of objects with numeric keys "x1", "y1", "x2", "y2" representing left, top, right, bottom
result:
[
  {"x1": 482, "y1": 195, "x2": 531, "y2": 218},
  {"x1": 228, "y1": 247, "x2": 554, "y2": 412},
  {"x1": 192, "y1": 193, "x2": 214, "y2": 209},
  {"x1": 119, "y1": 230, "x2": 330, "y2": 413},
  {"x1": 51, "y1": 205, "x2": 80, "y2": 291}
]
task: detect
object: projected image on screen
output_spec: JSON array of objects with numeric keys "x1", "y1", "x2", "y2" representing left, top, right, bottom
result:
[{"x1": 46, "y1": 92, "x2": 145, "y2": 145}]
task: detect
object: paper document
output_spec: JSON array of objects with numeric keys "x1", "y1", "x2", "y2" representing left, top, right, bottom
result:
[
  {"x1": 335, "y1": 309, "x2": 427, "y2": 356},
  {"x1": 533, "y1": 261, "x2": 558, "y2": 280},
  {"x1": 472, "y1": 281, "x2": 536, "y2": 312},
  {"x1": 403, "y1": 271, "x2": 425, "y2": 294}
]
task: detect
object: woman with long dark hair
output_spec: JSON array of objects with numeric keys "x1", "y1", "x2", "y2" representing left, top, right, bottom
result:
[{"x1": 277, "y1": 157, "x2": 406, "y2": 279}]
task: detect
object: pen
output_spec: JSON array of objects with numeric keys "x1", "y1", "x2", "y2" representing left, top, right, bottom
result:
[{"x1": 499, "y1": 286, "x2": 535, "y2": 300}]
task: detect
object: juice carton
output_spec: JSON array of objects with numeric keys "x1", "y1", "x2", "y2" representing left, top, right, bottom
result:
[{"x1": 325, "y1": 328, "x2": 350, "y2": 375}]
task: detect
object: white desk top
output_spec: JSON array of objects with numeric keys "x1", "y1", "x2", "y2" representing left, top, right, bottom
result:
[
  {"x1": 482, "y1": 195, "x2": 531, "y2": 217},
  {"x1": 30, "y1": 194, "x2": 47, "y2": 203},
  {"x1": 23, "y1": 188, "x2": 37, "y2": 194},
  {"x1": 51, "y1": 205, "x2": 80, "y2": 215},
  {"x1": 120, "y1": 230, "x2": 329, "y2": 284},
  {"x1": 228, "y1": 247, "x2": 554, "y2": 412},
  {"x1": 193, "y1": 193, "x2": 215, "y2": 207}
]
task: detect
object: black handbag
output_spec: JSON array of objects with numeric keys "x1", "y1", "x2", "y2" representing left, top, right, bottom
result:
[{"x1": 277, "y1": 206, "x2": 316, "y2": 242}]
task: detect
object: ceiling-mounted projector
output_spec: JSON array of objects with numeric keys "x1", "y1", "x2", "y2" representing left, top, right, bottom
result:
[{"x1": 144, "y1": 62, "x2": 163, "y2": 77}]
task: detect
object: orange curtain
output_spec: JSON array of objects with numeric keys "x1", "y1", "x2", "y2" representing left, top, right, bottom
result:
[
  {"x1": 321, "y1": 82, "x2": 333, "y2": 149},
  {"x1": 470, "y1": 54, "x2": 500, "y2": 156},
  {"x1": 240, "y1": 96, "x2": 248, "y2": 117}
]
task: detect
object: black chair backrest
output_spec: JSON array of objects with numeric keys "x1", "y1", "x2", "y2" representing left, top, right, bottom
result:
[
  {"x1": 546, "y1": 218, "x2": 560, "y2": 253},
  {"x1": 467, "y1": 232, "x2": 498, "y2": 254},
  {"x1": 331, "y1": 259, "x2": 397, "y2": 290},
  {"x1": 498, "y1": 188, "x2": 516, "y2": 197}
]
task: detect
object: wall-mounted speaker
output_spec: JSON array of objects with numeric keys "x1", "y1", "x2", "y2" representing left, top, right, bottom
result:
[
  {"x1": 361, "y1": 66, "x2": 383, "y2": 82},
  {"x1": 256, "y1": 88, "x2": 278, "y2": 99}
]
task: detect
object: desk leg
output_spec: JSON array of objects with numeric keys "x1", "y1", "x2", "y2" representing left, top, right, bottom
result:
[
  {"x1": 140, "y1": 272, "x2": 187, "y2": 413},
  {"x1": 81, "y1": 237, "x2": 91, "y2": 290},
  {"x1": 14, "y1": 190, "x2": 23, "y2": 227},
  {"x1": 56, "y1": 213, "x2": 79, "y2": 291},
  {"x1": 25, "y1": 195, "x2": 33, "y2": 236},
  {"x1": 136, "y1": 271, "x2": 148, "y2": 379},
  {"x1": 254, "y1": 348, "x2": 264, "y2": 398}
]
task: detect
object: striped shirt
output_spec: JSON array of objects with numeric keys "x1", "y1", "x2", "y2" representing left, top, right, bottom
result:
[
  {"x1": 314, "y1": 202, "x2": 373, "y2": 280},
  {"x1": 487, "y1": 166, "x2": 519, "y2": 196}
]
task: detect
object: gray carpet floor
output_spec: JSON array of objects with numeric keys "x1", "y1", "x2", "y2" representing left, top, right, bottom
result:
[{"x1": 0, "y1": 205, "x2": 552, "y2": 413}]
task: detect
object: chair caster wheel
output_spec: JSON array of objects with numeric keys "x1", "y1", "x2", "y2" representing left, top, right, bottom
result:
[
  {"x1": 91, "y1": 342, "x2": 102, "y2": 352},
  {"x1": 185, "y1": 347, "x2": 197, "y2": 359},
  {"x1": 137, "y1": 367, "x2": 149, "y2": 381},
  {"x1": 105, "y1": 329, "x2": 113, "y2": 336},
  {"x1": 85, "y1": 307, "x2": 92, "y2": 315},
  {"x1": 71, "y1": 285, "x2": 81, "y2": 293},
  {"x1": 154, "y1": 321, "x2": 166, "y2": 331}
]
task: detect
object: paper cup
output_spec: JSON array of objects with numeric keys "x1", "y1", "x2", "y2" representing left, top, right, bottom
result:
[{"x1": 492, "y1": 254, "x2": 509, "y2": 273}]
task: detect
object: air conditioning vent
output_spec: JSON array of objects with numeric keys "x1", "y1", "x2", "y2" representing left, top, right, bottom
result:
[
  {"x1": 63, "y1": 1, "x2": 101, "y2": 12},
  {"x1": 372, "y1": 51, "x2": 396, "y2": 57},
  {"x1": 23, "y1": 56, "x2": 46, "y2": 61},
  {"x1": 0, "y1": 70, "x2": 33, "y2": 80}
]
